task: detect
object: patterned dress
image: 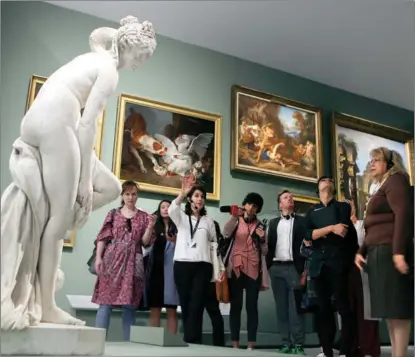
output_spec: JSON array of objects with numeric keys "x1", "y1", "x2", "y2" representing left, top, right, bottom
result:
[{"x1": 92, "y1": 208, "x2": 155, "y2": 307}]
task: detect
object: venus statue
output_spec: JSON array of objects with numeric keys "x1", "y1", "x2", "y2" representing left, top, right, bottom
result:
[{"x1": 1, "y1": 16, "x2": 157, "y2": 330}]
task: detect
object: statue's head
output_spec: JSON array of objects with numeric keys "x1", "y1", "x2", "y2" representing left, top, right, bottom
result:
[{"x1": 115, "y1": 16, "x2": 157, "y2": 70}]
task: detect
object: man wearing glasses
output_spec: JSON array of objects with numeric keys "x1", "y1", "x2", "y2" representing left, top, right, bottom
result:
[{"x1": 304, "y1": 176, "x2": 359, "y2": 357}]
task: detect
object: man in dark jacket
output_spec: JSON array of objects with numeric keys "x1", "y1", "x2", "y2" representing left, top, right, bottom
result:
[
  {"x1": 304, "y1": 176, "x2": 358, "y2": 357},
  {"x1": 266, "y1": 190, "x2": 307, "y2": 355}
]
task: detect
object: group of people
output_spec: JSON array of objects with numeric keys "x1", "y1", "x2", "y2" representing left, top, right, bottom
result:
[
  {"x1": 90, "y1": 145, "x2": 414, "y2": 357},
  {"x1": 90, "y1": 175, "x2": 266, "y2": 347}
]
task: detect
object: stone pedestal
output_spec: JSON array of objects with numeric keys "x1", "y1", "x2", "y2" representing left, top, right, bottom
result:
[
  {"x1": 130, "y1": 325, "x2": 188, "y2": 347},
  {"x1": 0, "y1": 323, "x2": 106, "y2": 355}
]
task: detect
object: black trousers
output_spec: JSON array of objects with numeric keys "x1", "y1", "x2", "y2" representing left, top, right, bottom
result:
[
  {"x1": 205, "y1": 282, "x2": 225, "y2": 346},
  {"x1": 174, "y1": 261, "x2": 212, "y2": 344},
  {"x1": 314, "y1": 264, "x2": 355, "y2": 357},
  {"x1": 229, "y1": 271, "x2": 260, "y2": 342}
]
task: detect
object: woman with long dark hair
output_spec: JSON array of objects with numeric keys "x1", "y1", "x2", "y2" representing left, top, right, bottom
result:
[
  {"x1": 168, "y1": 176, "x2": 223, "y2": 344},
  {"x1": 146, "y1": 199, "x2": 179, "y2": 334}
]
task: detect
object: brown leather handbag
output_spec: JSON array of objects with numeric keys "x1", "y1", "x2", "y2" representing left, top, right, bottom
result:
[{"x1": 216, "y1": 273, "x2": 230, "y2": 303}]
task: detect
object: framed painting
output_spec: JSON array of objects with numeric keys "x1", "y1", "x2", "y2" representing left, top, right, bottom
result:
[
  {"x1": 407, "y1": 139, "x2": 414, "y2": 177},
  {"x1": 231, "y1": 85, "x2": 324, "y2": 183},
  {"x1": 293, "y1": 194, "x2": 319, "y2": 216},
  {"x1": 26, "y1": 75, "x2": 106, "y2": 248},
  {"x1": 26, "y1": 75, "x2": 106, "y2": 158},
  {"x1": 113, "y1": 94, "x2": 222, "y2": 201},
  {"x1": 63, "y1": 230, "x2": 76, "y2": 248},
  {"x1": 332, "y1": 112, "x2": 413, "y2": 220}
]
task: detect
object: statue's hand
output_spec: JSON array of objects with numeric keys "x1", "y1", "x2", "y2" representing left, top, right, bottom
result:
[{"x1": 76, "y1": 180, "x2": 93, "y2": 217}]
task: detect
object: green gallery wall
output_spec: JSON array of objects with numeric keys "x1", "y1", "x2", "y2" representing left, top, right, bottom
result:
[{"x1": 1, "y1": 1, "x2": 413, "y2": 346}]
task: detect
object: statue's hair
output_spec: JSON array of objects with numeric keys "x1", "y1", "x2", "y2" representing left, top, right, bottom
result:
[{"x1": 115, "y1": 16, "x2": 157, "y2": 55}]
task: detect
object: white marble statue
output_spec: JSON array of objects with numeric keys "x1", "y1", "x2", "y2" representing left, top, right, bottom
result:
[{"x1": 1, "y1": 16, "x2": 157, "y2": 331}]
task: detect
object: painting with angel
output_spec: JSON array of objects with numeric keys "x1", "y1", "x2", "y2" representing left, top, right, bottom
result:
[{"x1": 113, "y1": 94, "x2": 222, "y2": 200}]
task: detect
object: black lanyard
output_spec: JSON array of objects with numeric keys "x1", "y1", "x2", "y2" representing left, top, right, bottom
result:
[{"x1": 188, "y1": 215, "x2": 201, "y2": 242}]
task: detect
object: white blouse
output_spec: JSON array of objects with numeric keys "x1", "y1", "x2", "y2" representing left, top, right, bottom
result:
[{"x1": 168, "y1": 199, "x2": 217, "y2": 264}]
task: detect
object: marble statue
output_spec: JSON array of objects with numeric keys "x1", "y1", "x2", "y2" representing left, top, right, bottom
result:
[{"x1": 1, "y1": 16, "x2": 157, "y2": 331}]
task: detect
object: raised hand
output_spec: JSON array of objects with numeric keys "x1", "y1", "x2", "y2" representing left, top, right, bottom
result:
[
  {"x1": 181, "y1": 174, "x2": 195, "y2": 195},
  {"x1": 147, "y1": 214, "x2": 157, "y2": 229}
]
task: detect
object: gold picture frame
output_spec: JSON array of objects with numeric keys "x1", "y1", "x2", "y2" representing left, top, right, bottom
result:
[
  {"x1": 293, "y1": 194, "x2": 319, "y2": 216},
  {"x1": 113, "y1": 94, "x2": 222, "y2": 201},
  {"x1": 26, "y1": 75, "x2": 106, "y2": 248},
  {"x1": 332, "y1": 112, "x2": 413, "y2": 220},
  {"x1": 231, "y1": 85, "x2": 324, "y2": 183},
  {"x1": 406, "y1": 139, "x2": 414, "y2": 181}
]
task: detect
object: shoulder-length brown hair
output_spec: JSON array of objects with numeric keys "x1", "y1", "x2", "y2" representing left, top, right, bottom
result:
[
  {"x1": 120, "y1": 180, "x2": 139, "y2": 206},
  {"x1": 370, "y1": 146, "x2": 409, "y2": 183}
]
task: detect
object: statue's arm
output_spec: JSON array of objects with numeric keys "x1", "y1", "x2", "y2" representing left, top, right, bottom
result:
[{"x1": 77, "y1": 66, "x2": 119, "y2": 187}]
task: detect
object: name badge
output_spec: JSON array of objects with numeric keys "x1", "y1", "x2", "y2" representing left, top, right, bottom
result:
[{"x1": 187, "y1": 241, "x2": 197, "y2": 248}]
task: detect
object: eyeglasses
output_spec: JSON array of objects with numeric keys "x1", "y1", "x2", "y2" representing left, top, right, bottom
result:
[{"x1": 369, "y1": 158, "x2": 382, "y2": 164}]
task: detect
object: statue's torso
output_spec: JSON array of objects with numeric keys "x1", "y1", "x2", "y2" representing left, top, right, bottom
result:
[{"x1": 20, "y1": 52, "x2": 118, "y2": 143}]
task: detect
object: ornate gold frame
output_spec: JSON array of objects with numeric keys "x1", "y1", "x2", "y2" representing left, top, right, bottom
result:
[
  {"x1": 113, "y1": 94, "x2": 222, "y2": 201},
  {"x1": 406, "y1": 139, "x2": 414, "y2": 182},
  {"x1": 293, "y1": 194, "x2": 319, "y2": 216},
  {"x1": 293, "y1": 193, "x2": 319, "y2": 205},
  {"x1": 331, "y1": 112, "x2": 414, "y2": 204},
  {"x1": 26, "y1": 75, "x2": 106, "y2": 248},
  {"x1": 230, "y1": 85, "x2": 324, "y2": 183}
]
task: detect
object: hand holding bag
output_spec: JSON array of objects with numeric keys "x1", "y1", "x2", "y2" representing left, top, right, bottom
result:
[
  {"x1": 210, "y1": 241, "x2": 221, "y2": 281},
  {"x1": 216, "y1": 272, "x2": 230, "y2": 303},
  {"x1": 211, "y1": 240, "x2": 230, "y2": 302},
  {"x1": 87, "y1": 209, "x2": 116, "y2": 275}
]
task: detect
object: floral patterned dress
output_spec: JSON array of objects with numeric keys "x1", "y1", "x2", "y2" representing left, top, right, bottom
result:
[{"x1": 92, "y1": 208, "x2": 155, "y2": 307}]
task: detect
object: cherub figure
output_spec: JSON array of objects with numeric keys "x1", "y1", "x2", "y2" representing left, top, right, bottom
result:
[{"x1": 1, "y1": 16, "x2": 156, "y2": 330}]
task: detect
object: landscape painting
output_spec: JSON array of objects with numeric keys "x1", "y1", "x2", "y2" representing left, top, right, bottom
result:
[
  {"x1": 332, "y1": 113, "x2": 413, "y2": 219},
  {"x1": 113, "y1": 94, "x2": 222, "y2": 201},
  {"x1": 231, "y1": 85, "x2": 323, "y2": 183},
  {"x1": 293, "y1": 194, "x2": 319, "y2": 216},
  {"x1": 26, "y1": 75, "x2": 106, "y2": 248}
]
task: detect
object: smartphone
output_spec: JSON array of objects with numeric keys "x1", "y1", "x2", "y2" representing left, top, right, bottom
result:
[
  {"x1": 361, "y1": 261, "x2": 369, "y2": 273},
  {"x1": 230, "y1": 205, "x2": 241, "y2": 216}
]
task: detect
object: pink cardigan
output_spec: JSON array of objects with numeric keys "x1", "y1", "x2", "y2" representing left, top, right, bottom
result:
[{"x1": 223, "y1": 216, "x2": 269, "y2": 291}]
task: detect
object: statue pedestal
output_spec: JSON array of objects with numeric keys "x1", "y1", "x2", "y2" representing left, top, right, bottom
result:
[
  {"x1": 130, "y1": 325, "x2": 188, "y2": 347},
  {"x1": 0, "y1": 323, "x2": 106, "y2": 355}
]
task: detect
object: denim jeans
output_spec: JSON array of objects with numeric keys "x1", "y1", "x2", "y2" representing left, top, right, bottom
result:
[{"x1": 95, "y1": 304, "x2": 136, "y2": 341}]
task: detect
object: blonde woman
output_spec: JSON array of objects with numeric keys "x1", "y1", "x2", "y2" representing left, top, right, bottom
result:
[{"x1": 355, "y1": 147, "x2": 414, "y2": 357}]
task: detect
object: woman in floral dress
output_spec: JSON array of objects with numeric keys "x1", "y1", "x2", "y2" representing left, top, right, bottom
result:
[{"x1": 92, "y1": 180, "x2": 156, "y2": 340}]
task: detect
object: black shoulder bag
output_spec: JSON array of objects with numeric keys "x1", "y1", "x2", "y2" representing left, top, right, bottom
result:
[
  {"x1": 87, "y1": 208, "x2": 116, "y2": 275},
  {"x1": 218, "y1": 219, "x2": 239, "y2": 267}
]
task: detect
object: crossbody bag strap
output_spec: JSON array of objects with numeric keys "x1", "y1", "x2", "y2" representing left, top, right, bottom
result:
[{"x1": 223, "y1": 219, "x2": 239, "y2": 265}]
